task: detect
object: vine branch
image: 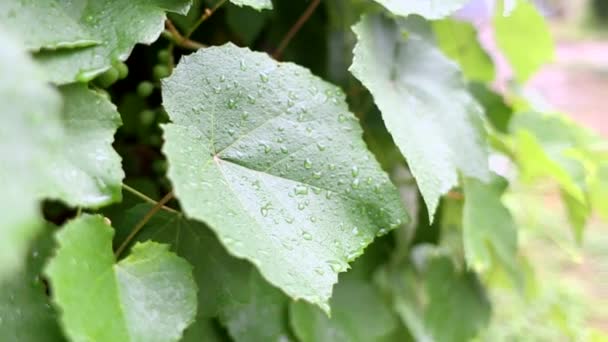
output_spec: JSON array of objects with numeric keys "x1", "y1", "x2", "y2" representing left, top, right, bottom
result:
[
  {"x1": 115, "y1": 191, "x2": 175, "y2": 258},
  {"x1": 164, "y1": 20, "x2": 206, "y2": 50},
  {"x1": 273, "y1": 0, "x2": 321, "y2": 60},
  {"x1": 122, "y1": 184, "x2": 178, "y2": 214},
  {"x1": 185, "y1": 0, "x2": 228, "y2": 38}
]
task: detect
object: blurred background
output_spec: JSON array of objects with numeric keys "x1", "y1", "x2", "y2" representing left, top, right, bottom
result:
[{"x1": 457, "y1": 0, "x2": 608, "y2": 339}]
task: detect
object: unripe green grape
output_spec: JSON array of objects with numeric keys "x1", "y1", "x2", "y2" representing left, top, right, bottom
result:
[
  {"x1": 115, "y1": 62, "x2": 129, "y2": 80},
  {"x1": 153, "y1": 65, "x2": 170, "y2": 80},
  {"x1": 157, "y1": 50, "x2": 170, "y2": 63},
  {"x1": 137, "y1": 81, "x2": 155, "y2": 98},
  {"x1": 140, "y1": 109, "x2": 156, "y2": 126},
  {"x1": 94, "y1": 67, "x2": 119, "y2": 88}
]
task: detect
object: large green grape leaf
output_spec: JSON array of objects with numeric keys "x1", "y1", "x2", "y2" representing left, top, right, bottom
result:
[
  {"x1": 46, "y1": 215, "x2": 197, "y2": 342},
  {"x1": 350, "y1": 14, "x2": 490, "y2": 219},
  {"x1": 5, "y1": 0, "x2": 192, "y2": 84},
  {"x1": 370, "y1": 0, "x2": 469, "y2": 19},
  {"x1": 0, "y1": 28, "x2": 60, "y2": 278},
  {"x1": 494, "y1": 0, "x2": 554, "y2": 82},
  {"x1": 463, "y1": 176, "x2": 519, "y2": 281},
  {"x1": 433, "y1": 19, "x2": 495, "y2": 82},
  {"x1": 0, "y1": 227, "x2": 64, "y2": 342},
  {"x1": 161, "y1": 43, "x2": 407, "y2": 311},
  {"x1": 114, "y1": 204, "x2": 292, "y2": 342},
  {"x1": 229, "y1": 0, "x2": 272, "y2": 10},
  {"x1": 289, "y1": 277, "x2": 401, "y2": 342},
  {"x1": 0, "y1": 1, "x2": 98, "y2": 51}
]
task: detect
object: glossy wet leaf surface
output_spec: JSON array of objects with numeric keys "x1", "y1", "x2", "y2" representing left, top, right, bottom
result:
[
  {"x1": 4, "y1": 0, "x2": 191, "y2": 84},
  {"x1": 229, "y1": 0, "x2": 272, "y2": 10},
  {"x1": 350, "y1": 14, "x2": 490, "y2": 219},
  {"x1": 162, "y1": 43, "x2": 407, "y2": 311},
  {"x1": 46, "y1": 215, "x2": 197, "y2": 342}
]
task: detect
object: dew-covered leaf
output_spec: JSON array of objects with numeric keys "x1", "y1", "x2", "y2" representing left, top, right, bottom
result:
[
  {"x1": 350, "y1": 14, "x2": 490, "y2": 219},
  {"x1": 370, "y1": 0, "x2": 469, "y2": 19},
  {"x1": 463, "y1": 175, "x2": 519, "y2": 282},
  {"x1": 433, "y1": 19, "x2": 495, "y2": 82},
  {"x1": 5, "y1": 0, "x2": 191, "y2": 84},
  {"x1": 229, "y1": 0, "x2": 272, "y2": 10},
  {"x1": 0, "y1": 227, "x2": 64, "y2": 342},
  {"x1": 0, "y1": 1, "x2": 98, "y2": 51},
  {"x1": 494, "y1": 0, "x2": 554, "y2": 82},
  {"x1": 289, "y1": 277, "x2": 401, "y2": 342},
  {"x1": 114, "y1": 204, "x2": 292, "y2": 342},
  {"x1": 161, "y1": 43, "x2": 407, "y2": 311},
  {"x1": 46, "y1": 215, "x2": 197, "y2": 342}
]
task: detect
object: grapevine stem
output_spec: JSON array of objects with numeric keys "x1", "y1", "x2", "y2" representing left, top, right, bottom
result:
[
  {"x1": 115, "y1": 191, "x2": 175, "y2": 258},
  {"x1": 273, "y1": 0, "x2": 321, "y2": 60},
  {"x1": 164, "y1": 20, "x2": 206, "y2": 50},
  {"x1": 122, "y1": 184, "x2": 178, "y2": 214},
  {"x1": 185, "y1": 0, "x2": 228, "y2": 38}
]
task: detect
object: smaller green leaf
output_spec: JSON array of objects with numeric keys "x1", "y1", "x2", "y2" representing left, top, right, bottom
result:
[
  {"x1": 114, "y1": 205, "x2": 292, "y2": 342},
  {"x1": 290, "y1": 277, "x2": 401, "y2": 342},
  {"x1": 0, "y1": 227, "x2": 64, "y2": 342},
  {"x1": 463, "y1": 175, "x2": 520, "y2": 284},
  {"x1": 378, "y1": 248, "x2": 491, "y2": 342},
  {"x1": 494, "y1": 1, "x2": 554, "y2": 82},
  {"x1": 433, "y1": 19, "x2": 495, "y2": 82},
  {"x1": 229, "y1": 0, "x2": 272, "y2": 10},
  {"x1": 424, "y1": 257, "x2": 491, "y2": 342},
  {"x1": 469, "y1": 83, "x2": 513, "y2": 133},
  {"x1": 27, "y1": 0, "x2": 192, "y2": 84},
  {"x1": 370, "y1": 0, "x2": 469, "y2": 19},
  {"x1": 46, "y1": 215, "x2": 197, "y2": 342}
]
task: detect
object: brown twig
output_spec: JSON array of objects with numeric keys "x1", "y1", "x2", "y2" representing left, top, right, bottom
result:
[
  {"x1": 185, "y1": 0, "x2": 228, "y2": 38},
  {"x1": 115, "y1": 191, "x2": 175, "y2": 258},
  {"x1": 164, "y1": 20, "x2": 206, "y2": 50},
  {"x1": 273, "y1": 0, "x2": 321, "y2": 60}
]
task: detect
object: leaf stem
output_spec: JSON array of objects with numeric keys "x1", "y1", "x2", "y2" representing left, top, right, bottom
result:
[
  {"x1": 115, "y1": 191, "x2": 175, "y2": 258},
  {"x1": 185, "y1": 0, "x2": 228, "y2": 38},
  {"x1": 122, "y1": 184, "x2": 179, "y2": 214},
  {"x1": 164, "y1": 20, "x2": 206, "y2": 50},
  {"x1": 273, "y1": 0, "x2": 321, "y2": 60}
]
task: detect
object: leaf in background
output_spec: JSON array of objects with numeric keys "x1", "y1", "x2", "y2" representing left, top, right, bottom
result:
[
  {"x1": 469, "y1": 83, "x2": 513, "y2": 133},
  {"x1": 350, "y1": 14, "x2": 490, "y2": 219},
  {"x1": 509, "y1": 112, "x2": 597, "y2": 240},
  {"x1": 161, "y1": 43, "x2": 407, "y2": 311},
  {"x1": 378, "y1": 248, "x2": 491, "y2": 342},
  {"x1": 45, "y1": 85, "x2": 124, "y2": 207},
  {"x1": 0, "y1": 28, "x2": 61, "y2": 279},
  {"x1": 370, "y1": 0, "x2": 470, "y2": 19},
  {"x1": 229, "y1": 0, "x2": 272, "y2": 10},
  {"x1": 226, "y1": 4, "x2": 270, "y2": 45},
  {"x1": 0, "y1": 227, "x2": 64, "y2": 342},
  {"x1": 424, "y1": 256, "x2": 491, "y2": 342},
  {"x1": 289, "y1": 277, "x2": 402, "y2": 342},
  {"x1": 46, "y1": 215, "x2": 197, "y2": 342},
  {"x1": 463, "y1": 175, "x2": 519, "y2": 283},
  {"x1": 591, "y1": 163, "x2": 608, "y2": 222},
  {"x1": 494, "y1": 0, "x2": 554, "y2": 82},
  {"x1": 433, "y1": 19, "x2": 495, "y2": 82},
  {"x1": 0, "y1": 1, "x2": 98, "y2": 50},
  {"x1": 114, "y1": 205, "x2": 292, "y2": 342},
  {"x1": 5, "y1": 0, "x2": 191, "y2": 84}
]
